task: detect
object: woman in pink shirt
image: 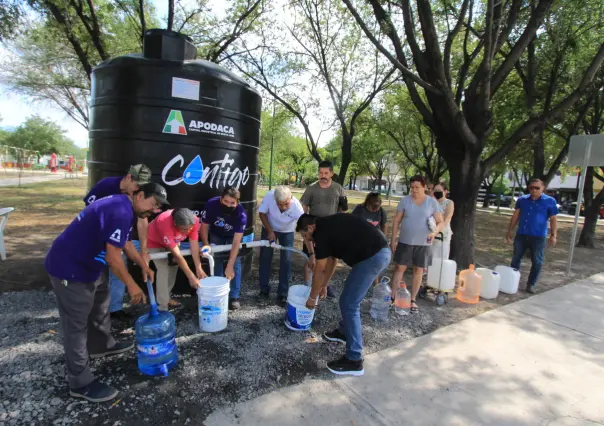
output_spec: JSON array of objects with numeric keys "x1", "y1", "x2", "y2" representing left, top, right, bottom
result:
[{"x1": 147, "y1": 208, "x2": 206, "y2": 310}]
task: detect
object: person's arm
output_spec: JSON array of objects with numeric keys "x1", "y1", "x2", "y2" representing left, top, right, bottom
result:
[
  {"x1": 106, "y1": 243, "x2": 146, "y2": 304},
  {"x1": 200, "y1": 222, "x2": 210, "y2": 246},
  {"x1": 444, "y1": 201, "x2": 454, "y2": 226},
  {"x1": 380, "y1": 208, "x2": 387, "y2": 235},
  {"x1": 224, "y1": 232, "x2": 243, "y2": 279},
  {"x1": 123, "y1": 241, "x2": 154, "y2": 283},
  {"x1": 301, "y1": 188, "x2": 311, "y2": 213},
  {"x1": 430, "y1": 212, "x2": 445, "y2": 240},
  {"x1": 189, "y1": 237, "x2": 206, "y2": 279},
  {"x1": 306, "y1": 257, "x2": 337, "y2": 308},
  {"x1": 506, "y1": 209, "x2": 521, "y2": 243},
  {"x1": 169, "y1": 245, "x2": 200, "y2": 288},
  {"x1": 391, "y1": 210, "x2": 404, "y2": 249},
  {"x1": 549, "y1": 215, "x2": 558, "y2": 246},
  {"x1": 259, "y1": 212, "x2": 276, "y2": 241},
  {"x1": 137, "y1": 217, "x2": 150, "y2": 264}
]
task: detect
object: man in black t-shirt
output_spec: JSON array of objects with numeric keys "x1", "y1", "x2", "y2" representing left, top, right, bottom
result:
[{"x1": 296, "y1": 213, "x2": 391, "y2": 376}]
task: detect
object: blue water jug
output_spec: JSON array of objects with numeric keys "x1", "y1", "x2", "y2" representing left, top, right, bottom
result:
[{"x1": 135, "y1": 280, "x2": 178, "y2": 376}]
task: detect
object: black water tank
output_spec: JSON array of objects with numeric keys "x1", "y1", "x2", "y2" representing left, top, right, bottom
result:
[{"x1": 89, "y1": 29, "x2": 261, "y2": 282}]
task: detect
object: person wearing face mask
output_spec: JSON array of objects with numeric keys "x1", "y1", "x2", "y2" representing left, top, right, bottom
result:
[
  {"x1": 200, "y1": 187, "x2": 248, "y2": 310},
  {"x1": 257, "y1": 186, "x2": 305, "y2": 305},
  {"x1": 147, "y1": 208, "x2": 206, "y2": 311},
  {"x1": 44, "y1": 182, "x2": 169, "y2": 403},
  {"x1": 432, "y1": 182, "x2": 455, "y2": 260}
]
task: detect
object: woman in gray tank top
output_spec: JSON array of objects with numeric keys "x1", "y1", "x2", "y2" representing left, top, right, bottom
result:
[{"x1": 390, "y1": 176, "x2": 445, "y2": 313}]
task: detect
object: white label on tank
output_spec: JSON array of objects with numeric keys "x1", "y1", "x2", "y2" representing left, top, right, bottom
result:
[{"x1": 172, "y1": 77, "x2": 200, "y2": 101}]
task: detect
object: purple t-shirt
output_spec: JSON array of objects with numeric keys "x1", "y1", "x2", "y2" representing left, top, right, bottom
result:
[
  {"x1": 83, "y1": 176, "x2": 122, "y2": 206},
  {"x1": 45, "y1": 195, "x2": 134, "y2": 282},
  {"x1": 201, "y1": 197, "x2": 247, "y2": 238}
]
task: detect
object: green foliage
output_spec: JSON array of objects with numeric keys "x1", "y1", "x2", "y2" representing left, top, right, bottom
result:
[{"x1": 3, "y1": 115, "x2": 84, "y2": 157}]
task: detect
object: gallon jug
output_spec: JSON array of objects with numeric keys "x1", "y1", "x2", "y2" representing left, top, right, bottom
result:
[
  {"x1": 135, "y1": 280, "x2": 178, "y2": 377},
  {"x1": 456, "y1": 264, "x2": 482, "y2": 304},
  {"x1": 394, "y1": 283, "x2": 411, "y2": 316},
  {"x1": 370, "y1": 277, "x2": 392, "y2": 321},
  {"x1": 427, "y1": 258, "x2": 457, "y2": 291},
  {"x1": 476, "y1": 268, "x2": 500, "y2": 299},
  {"x1": 495, "y1": 265, "x2": 520, "y2": 294}
]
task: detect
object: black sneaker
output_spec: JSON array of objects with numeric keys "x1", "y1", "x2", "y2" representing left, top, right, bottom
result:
[
  {"x1": 327, "y1": 356, "x2": 364, "y2": 376},
  {"x1": 278, "y1": 296, "x2": 288, "y2": 307},
  {"x1": 326, "y1": 286, "x2": 337, "y2": 299},
  {"x1": 323, "y1": 329, "x2": 347, "y2": 344},
  {"x1": 527, "y1": 285, "x2": 536, "y2": 294},
  {"x1": 69, "y1": 379, "x2": 118, "y2": 403},
  {"x1": 229, "y1": 299, "x2": 241, "y2": 310},
  {"x1": 90, "y1": 341, "x2": 134, "y2": 360},
  {"x1": 110, "y1": 310, "x2": 133, "y2": 320}
]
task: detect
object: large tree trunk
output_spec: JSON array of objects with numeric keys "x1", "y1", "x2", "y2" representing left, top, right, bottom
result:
[
  {"x1": 447, "y1": 148, "x2": 484, "y2": 269},
  {"x1": 577, "y1": 166, "x2": 604, "y2": 248}
]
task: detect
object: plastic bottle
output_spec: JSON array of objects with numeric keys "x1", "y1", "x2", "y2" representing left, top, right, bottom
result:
[
  {"x1": 135, "y1": 280, "x2": 178, "y2": 377},
  {"x1": 394, "y1": 282, "x2": 411, "y2": 316},
  {"x1": 370, "y1": 277, "x2": 392, "y2": 321}
]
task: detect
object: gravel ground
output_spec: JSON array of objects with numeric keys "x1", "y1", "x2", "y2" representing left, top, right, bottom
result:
[{"x1": 0, "y1": 266, "x2": 497, "y2": 426}]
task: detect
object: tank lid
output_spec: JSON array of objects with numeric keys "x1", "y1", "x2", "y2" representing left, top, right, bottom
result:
[{"x1": 143, "y1": 29, "x2": 197, "y2": 62}]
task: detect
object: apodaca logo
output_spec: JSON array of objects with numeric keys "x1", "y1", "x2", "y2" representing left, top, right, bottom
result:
[{"x1": 162, "y1": 110, "x2": 235, "y2": 138}]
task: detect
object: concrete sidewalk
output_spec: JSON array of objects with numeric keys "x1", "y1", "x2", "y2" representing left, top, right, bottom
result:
[{"x1": 206, "y1": 274, "x2": 604, "y2": 426}]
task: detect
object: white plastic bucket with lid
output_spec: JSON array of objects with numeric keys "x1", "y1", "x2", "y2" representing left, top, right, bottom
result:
[
  {"x1": 284, "y1": 285, "x2": 315, "y2": 331},
  {"x1": 197, "y1": 276, "x2": 230, "y2": 332}
]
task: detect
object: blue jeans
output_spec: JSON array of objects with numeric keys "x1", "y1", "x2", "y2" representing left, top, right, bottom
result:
[
  {"x1": 339, "y1": 247, "x2": 391, "y2": 361},
  {"x1": 511, "y1": 235, "x2": 546, "y2": 287},
  {"x1": 210, "y1": 234, "x2": 242, "y2": 299},
  {"x1": 109, "y1": 240, "x2": 140, "y2": 313},
  {"x1": 258, "y1": 228, "x2": 294, "y2": 297}
]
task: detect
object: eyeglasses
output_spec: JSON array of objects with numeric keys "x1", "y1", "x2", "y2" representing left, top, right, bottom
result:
[{"x1": 529, "y1": 186, "x2": 541, "y2": 190}]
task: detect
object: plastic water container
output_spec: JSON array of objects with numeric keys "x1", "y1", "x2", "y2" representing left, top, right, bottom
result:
[
  {"x1": 394, "y1": 283, "x2": 411, "y2": 316},
  {"x1": 285, "y1": 285, "x2": 316, "y2": 331},
  {"x1": 477, "y1": 268, "x2": 500, "y2": 299},
  {"x1": 456, "y1": 264, "x2": 482, "y2": 304},
  {"x1": 197, "y1": 276, "x2": 230, "y2": 332},
  {"x1": 495, "y1": 265, "x2": 520, "y2": 294},
  {"x1": 427, "y1": 258, "x2": 457, "y2": 291},
  {"x1": 370, "y1": 277, "x2": 392, "y2": 321},
  {"x1": 136, "y1": 280, "x2": 178, "y2": 377}
]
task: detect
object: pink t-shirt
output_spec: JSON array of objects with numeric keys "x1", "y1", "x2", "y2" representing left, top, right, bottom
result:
[{"x1": 148, "y1": 210, "x2": 200, "y2": 249}]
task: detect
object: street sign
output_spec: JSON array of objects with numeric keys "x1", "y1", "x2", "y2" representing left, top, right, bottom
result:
[{"x1": 566, "y1": 134, "x2": 604, "y2": 275}]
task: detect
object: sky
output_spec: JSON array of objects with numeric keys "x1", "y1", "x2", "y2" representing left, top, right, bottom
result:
[{"x1": 0, "y1": 0, "x2": 334, "y2": 149}]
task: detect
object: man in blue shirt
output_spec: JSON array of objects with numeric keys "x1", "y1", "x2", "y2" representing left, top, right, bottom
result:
[
  {"x1": 84, "y1": 164, "x2": 153, "y2": 320},
  {"x1": 506, "y1": 178, "x2": 558, "y2": 293},
  {"x1": 45, "y1": 183, "x2": 168, "y2": 403}
]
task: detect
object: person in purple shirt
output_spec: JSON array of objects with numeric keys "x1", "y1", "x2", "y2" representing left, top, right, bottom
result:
[
  {"x1": 200, "y1": 187, "x2": 247, "y2": 310},
  {"x1": 506, "y1": 178, "x2": 558, "y2": 293},
  {"x1": 84, "y1": 164, "x2": 153, "y2": 320},
  {"x1": 45, "y1": 182, "x2": 168, "y2": 403}
]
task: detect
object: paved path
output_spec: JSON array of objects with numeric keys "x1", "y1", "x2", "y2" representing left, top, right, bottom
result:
[
  {"x1": 0, "y1": 173, "x2": 67, "y2": 187},
  {"x1": 206, "y1": 274, "x2": 604, "y2": 426}
]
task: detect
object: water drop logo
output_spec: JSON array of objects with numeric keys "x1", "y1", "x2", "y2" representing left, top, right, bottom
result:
[
  {"x1": 183, "y1": 155, "x2": 204, "y2": 185},
  {"x1": 162, "y1": 110, "x2": 187, "y2": 135}
]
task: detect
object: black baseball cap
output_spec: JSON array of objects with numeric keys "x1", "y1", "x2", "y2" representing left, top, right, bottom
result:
[{"x1": 139, "y1": 182, "x2": 170, "y2": 206}]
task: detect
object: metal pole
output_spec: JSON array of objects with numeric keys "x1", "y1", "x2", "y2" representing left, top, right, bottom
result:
[
  {"x1": 268, "y1": 99, "x2": 276, "y2": 190},
  {"x1": 566, "y1": 139, "x2": 592, "y2": 275}
]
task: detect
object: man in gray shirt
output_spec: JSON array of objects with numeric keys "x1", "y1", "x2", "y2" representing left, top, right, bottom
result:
[{"x1": 300, "y1": 160, "x2": 346, "y2": 298}]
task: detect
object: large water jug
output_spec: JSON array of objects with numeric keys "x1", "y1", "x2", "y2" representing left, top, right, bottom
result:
[
  {"x1": 427, "y1": 258, "x2": 457, "y2": 291},
  {"x1": 495, "y1": 265, "x2": 520, "y2": 294},
  {"x1": 476, "y1": 268, "x2": 500, "y2": 299},
  {"x1": 456, "y1": 264, "x2": 482, "y2": 304},
  {"x1": 394, "y1": 283, "x2": 411, "y2": 316},
  {"x1": 370, "y1": 277, "x2": 392, "y2": 321},
  {"x1": 135, "y1": 280, "x2": 178, "y2": 377}
]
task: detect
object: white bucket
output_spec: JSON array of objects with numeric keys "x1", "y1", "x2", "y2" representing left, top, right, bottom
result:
[
  {"x1": 197, "y1": 276, "x2": 230, "y2": 332},
  {"x1": 284, "y1": 285, "x2": 315, "y2": 331}
]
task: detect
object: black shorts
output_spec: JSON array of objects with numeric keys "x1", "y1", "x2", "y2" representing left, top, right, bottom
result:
[{"x1": 394, "y1": 243, "x2": 433, "y2": 268}]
